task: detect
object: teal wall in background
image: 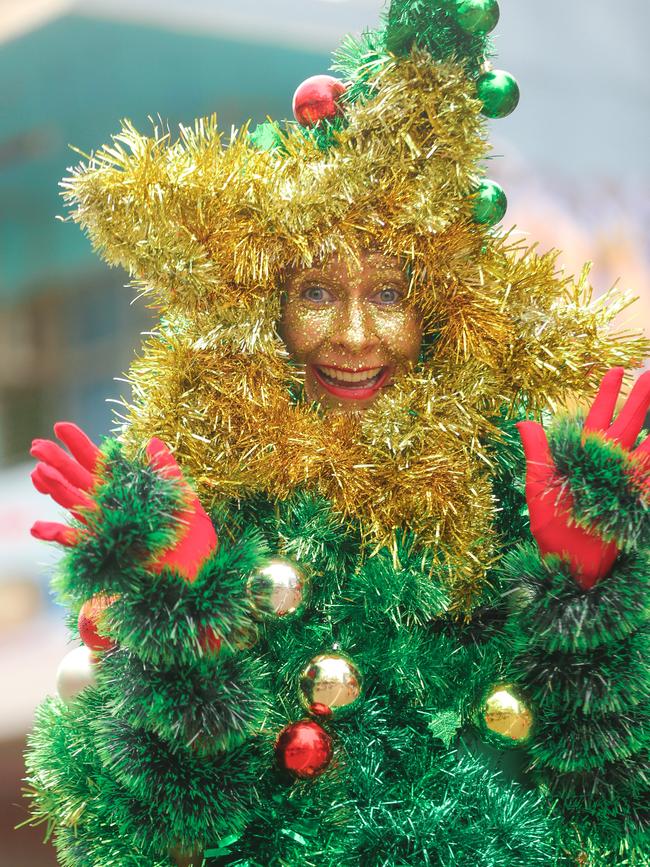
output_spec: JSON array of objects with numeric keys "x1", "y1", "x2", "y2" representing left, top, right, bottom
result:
[{"x1": 0, "y1": 14, "x2": 329, "y2": 301}]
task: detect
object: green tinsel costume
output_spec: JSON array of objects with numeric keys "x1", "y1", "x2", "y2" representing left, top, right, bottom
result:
[{"x1": 24, "y1": 1, "x2": 649, "y2": 865}]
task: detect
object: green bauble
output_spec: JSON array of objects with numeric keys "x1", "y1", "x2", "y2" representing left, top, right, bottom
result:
[
  {"x1": 477, "y1": 70, "x2": 520, "y2": 118},
  {"x1": 453, "y1": 0, "x2": 500, "y2": 35},
  {"x1": 472, "y1": 180, "x2": 507, "y2": 226}
]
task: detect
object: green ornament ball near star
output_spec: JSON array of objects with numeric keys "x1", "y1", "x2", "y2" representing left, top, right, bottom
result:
[
  {"x1": 453, "y1": 0, "x2": 500, "y2": 35},
  {"x1": 477, "y1": 69, "x2": 520, "y2": 118},
  {"x1": 472, "y1": 180, "x2": 507, "y2": 226}
]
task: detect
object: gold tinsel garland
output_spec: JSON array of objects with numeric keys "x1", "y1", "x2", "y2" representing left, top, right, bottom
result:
[{"x1": 61, "y1": 49, "x2": 648, "y2": 612}]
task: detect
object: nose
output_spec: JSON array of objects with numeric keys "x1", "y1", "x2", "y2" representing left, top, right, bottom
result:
[{"x1": 336, "y1": 299, "x2": 379, "y2": 354}]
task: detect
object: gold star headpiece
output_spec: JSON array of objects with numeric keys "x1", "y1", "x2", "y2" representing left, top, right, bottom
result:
[{"x1": 61, "y1": 1, "x2": 647, "y2": 612}]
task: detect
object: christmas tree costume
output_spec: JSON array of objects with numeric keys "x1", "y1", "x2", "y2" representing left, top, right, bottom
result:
[{"x1": 24, "y1": 2, "x2": 650, "y2": 865}]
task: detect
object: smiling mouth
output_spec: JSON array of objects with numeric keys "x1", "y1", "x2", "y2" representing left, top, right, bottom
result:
[{"x1": 312, "y1": 365, "x2": 390, "y2": 399}]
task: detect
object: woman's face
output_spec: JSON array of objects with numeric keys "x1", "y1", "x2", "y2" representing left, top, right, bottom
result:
[{"x1": 279, "y1": 251, "x2": 423, "y2": 411}]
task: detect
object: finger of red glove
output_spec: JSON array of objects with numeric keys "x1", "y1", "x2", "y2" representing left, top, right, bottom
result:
[
  {"x1": 30, "y1": 439, "x2": 95, "y2": 491},
  {"x1": 630, "y1": 433, "x2": 650, "y2": 493},
  {"x1": 633, "y1": 434, "x2": 650, "y2": 460},
  {"x1": 516, "y1": 421, "x2": 555, "y2": 489},
  {"x1": 31, "y1": 464, "x2": 95, "y2": 520},
  {"x1": 53, "y1": 422, "x2": 101, "y2": 473},
  {"x1": 31, "y1": 520, "x2": 79, "y2": 547},
  {"x1": 154, "y1": 510, "x2": 218, "y2": 581},
  {"x1": 144, "y1": 438, "x2": 218, "y2": 581},
  {"x1": 606, "y1": 370, "x2": 650, "y2": 449},
  {"x1": 146, "y1": 438, "x2": 185, "y2": 482},
  {"x1": 583, "y1": 367, "x2": 624, "y2": 434}
]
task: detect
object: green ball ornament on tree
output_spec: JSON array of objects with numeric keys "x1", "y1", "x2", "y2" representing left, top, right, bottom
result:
[
  {"x1": 452, "y1": 0, "x2": 500, "y2": 35},
  {"x1": 477, "y1": 70, "x2": 520, "y2": 118},
  {"x1": 472, "y1": 179, "x2": 507, "y2": 226}
]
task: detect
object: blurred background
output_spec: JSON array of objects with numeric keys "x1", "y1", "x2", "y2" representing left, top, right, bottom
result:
[{"x1": 0, "y1": 0, "x2": 648, "y2": 863}]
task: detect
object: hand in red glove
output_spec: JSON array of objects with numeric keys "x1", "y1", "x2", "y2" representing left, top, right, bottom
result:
[
  {"x1": 30, "y1": 423, "x2": 218, "y2": 582},
  {"x1": 517, "y1": 368, "x2": 650, "y2": 590}
]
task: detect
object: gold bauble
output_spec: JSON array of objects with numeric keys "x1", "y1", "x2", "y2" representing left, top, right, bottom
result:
[
  {"x1": 483, "y1": 684, "x2": 533, "y2": 742},
  {"x1": 299, "y1": 652, "x2": 363, "y2": 719},
  {"x1": 246, "y1": 559, "x2": 309, "y2": 619},
  {"x1": 56, "y1": 645, "x2": 96, "y2": 702}
]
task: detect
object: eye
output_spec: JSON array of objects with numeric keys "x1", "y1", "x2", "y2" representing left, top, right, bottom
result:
[
  {"x1": 302, "y1": 285, "x2": 334, "y2": 303},
  {"x1": 372, "y1": 286, "x2": 403, "y2": 305}
]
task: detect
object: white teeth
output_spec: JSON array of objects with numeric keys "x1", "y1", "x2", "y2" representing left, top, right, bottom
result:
[
  {"x1": 318, "y1": 367, "x2": 383, "y2": 384},
  {"x1": 318, "y1": 367, "x2": 384, "y2": 386}
]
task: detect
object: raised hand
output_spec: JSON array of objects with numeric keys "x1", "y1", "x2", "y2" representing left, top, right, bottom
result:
[
  {"x1": 517, "y1": 368, "x2": 650, "y2": 590},
  {"x1": 30, "y1": 423, "x2": 217, "y2": 582}
]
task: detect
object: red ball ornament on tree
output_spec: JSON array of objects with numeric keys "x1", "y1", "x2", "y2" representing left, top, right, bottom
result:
[
  {"x1": 292, "y1": 75, "x2": 347, "y2": 127},
  {"x1": 275, "y1": 719, "x2": 332, "y2": 779},
  {"x1": 78, "y1": 594, "x2": 118, "y2": 652},
  {"x1": 198, "y1": 625, "x2": 222, "y2": 655}
]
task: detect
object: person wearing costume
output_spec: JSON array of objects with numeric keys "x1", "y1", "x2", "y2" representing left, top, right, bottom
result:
[{"x1": 24, "y1": 1, "x2": 649, "y2": 865}]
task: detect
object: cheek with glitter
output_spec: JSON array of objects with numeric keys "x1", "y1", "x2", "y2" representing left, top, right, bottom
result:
[
  {"x1": 280, "y1": 302, "x2": 337, "y2": 361},
  {"x1": 369, "y1": 306, "x2": 422, "y2": 363}
]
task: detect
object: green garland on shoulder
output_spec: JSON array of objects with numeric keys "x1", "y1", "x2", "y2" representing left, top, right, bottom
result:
[{"x1": 501, "y1": 544, "x2": 650, "y2": 862}]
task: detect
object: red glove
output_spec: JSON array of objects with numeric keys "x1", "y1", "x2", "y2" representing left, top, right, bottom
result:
[
  {"x1": 30, "y1": 423, "x2": 218, "y2": 582},
  {"x1": 517, "y1": 368, "x2": 650, "y2": 590}
]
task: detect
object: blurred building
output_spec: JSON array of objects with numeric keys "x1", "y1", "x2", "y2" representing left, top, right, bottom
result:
[{"x1": 0, "y1": 2, "x2": 648, "y2": 864}]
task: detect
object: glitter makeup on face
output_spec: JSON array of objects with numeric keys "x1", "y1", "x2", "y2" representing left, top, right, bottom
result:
[{"x1": 279, "y1": 251, "x2": 423, "y2": 412}]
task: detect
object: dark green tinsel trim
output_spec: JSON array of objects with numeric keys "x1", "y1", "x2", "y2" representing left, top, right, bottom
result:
[
  {"x1": 92, "y1": 715, "x2": 262, "y2": 844},
  {"x1": 515, "y1": 626, "x2": 649, "y2": 716},
  {"x1": 104, "y1": 526, "x2": 269, "y2": 666},
  {"x1": 97, "y1": 649, "x2": 271, "y2": 756},
  {"x1": 501, "y1": 544, "x2": 650, "y2": 652},
  {"x1": 529, "y1": 700, "x2": 649, "y2": 773},
  {"x1": 556, "y1": 761, "x2": 650, "y2": 862},
  {"x1": 503, "y1": 537, "x2": 649, "y2": 859},
  {"x1": 25, "y1": 693, "x2": 176, "y2": 864},
  {"x1": 549, "y1": 415, "x2": 650, "y2": 551},
  {"x1": 54, "y1": 439, "x2": 186, "y2": 604}
]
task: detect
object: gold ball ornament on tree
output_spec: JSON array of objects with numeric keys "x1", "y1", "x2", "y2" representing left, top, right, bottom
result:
[
  {"x1": 246, "y1": 559, "x2": 309, "y2": 619},
  {"x1": 481, "y1": 684, "x2": 534, "y2": 744},
  {"x1": 56, "y1": 645, "x2": 97, "y2": 702},
  {"x1": 299, "y1": 652, "x2": 363, "y2": 719}
]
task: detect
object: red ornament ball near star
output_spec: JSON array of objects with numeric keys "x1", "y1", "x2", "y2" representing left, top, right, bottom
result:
[
  {"x1": 78, "y1": 594, "x2": 118, "y2": 652},
  {"x1": 292, "y1": 75, "x2": 347, "y2": 127},
  {"x1": 275, "y1": 719, "x2": 333, "y2": 779}
]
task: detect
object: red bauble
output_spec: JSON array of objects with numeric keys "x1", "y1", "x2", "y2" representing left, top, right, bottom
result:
[
  {"x1": 275, "y1": 720, "x2": 332, "y2": 779},
  {"x1": 78, "y1": 594, "x2": 118, "y2": 652},
  {"x1": 292, "y1": 75, "x2": 347, "y2": 127}
]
